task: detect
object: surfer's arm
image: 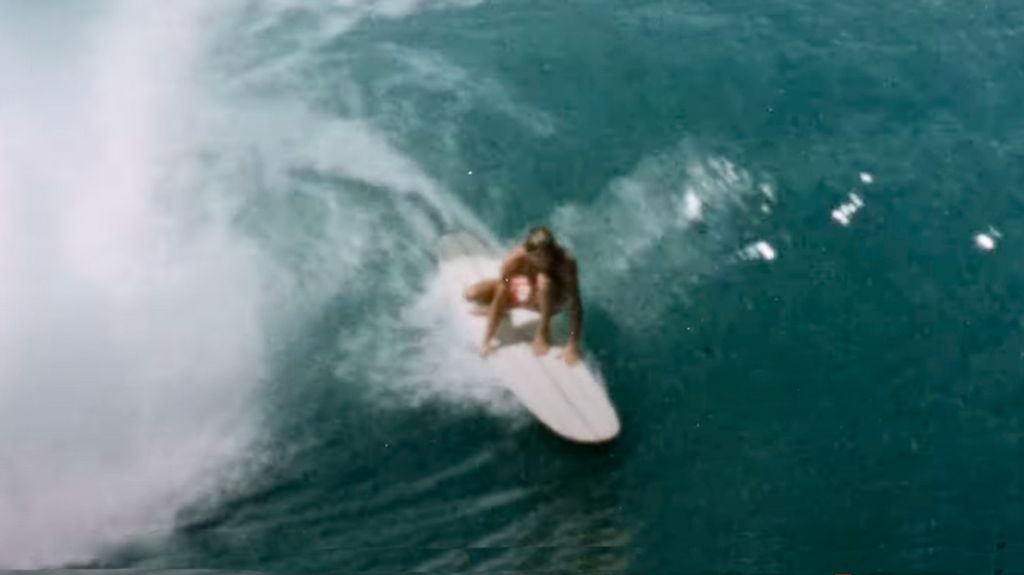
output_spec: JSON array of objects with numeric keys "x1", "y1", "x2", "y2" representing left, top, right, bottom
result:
[
  {"x1": 481, "y1": 281, "x2": 508, "y2": 353},
  {"x1": 481, "y1": 253, "x2": 520, "y2": 355},
  {"x1": 565, "y1": 260, "x2": 582, "y2": 364},
  {"x1": 567, "y1": 271, "x2": 582, "y2": 347}
]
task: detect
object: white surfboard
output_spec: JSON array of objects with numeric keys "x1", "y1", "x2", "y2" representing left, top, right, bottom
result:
[{"x1": 436, "y1": 231, "x2": 620, "y2": 444}]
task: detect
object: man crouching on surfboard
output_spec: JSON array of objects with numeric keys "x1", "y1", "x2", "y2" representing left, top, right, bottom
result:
[{"x1": 463, "y1": 226, "x2": 583, "y2": 365}]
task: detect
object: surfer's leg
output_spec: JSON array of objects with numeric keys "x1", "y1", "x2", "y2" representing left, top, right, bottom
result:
[
  {"x1": 532, "y1": 273, "x2": 553, "y2": 356},
  {"x1": 464, "y1": 279, "x2": 499, "y2": 305}
]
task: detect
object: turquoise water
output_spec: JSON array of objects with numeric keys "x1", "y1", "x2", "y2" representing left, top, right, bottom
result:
[{"x1": 4, "y1": 0, "x2": 1024, "y2": 572}]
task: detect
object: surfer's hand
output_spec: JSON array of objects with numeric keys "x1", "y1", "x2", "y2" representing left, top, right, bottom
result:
[
  {"x1": 563, "y1": 345, "x2": 580, "y2": 366},
  {"x1": 481, "y1": 341, "x2": 495, "y2": 358},
  {"x1": 532, "y1": 336, "x2": 549, "y2": 357}
]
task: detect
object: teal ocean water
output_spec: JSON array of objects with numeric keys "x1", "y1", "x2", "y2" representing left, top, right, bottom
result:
[{"x1": 3, "y1": 0, "x2": 1024, "y2": 572}]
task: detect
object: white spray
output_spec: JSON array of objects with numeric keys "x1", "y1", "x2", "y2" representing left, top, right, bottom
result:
[{"x1": 0, "y1": 2, "x2": 263, "y2": 567}]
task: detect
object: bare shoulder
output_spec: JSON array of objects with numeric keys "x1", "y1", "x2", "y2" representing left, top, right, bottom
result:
[
  {"x1": 504, "y1": 245, "x2": 528, "y2": 264},
  {"x1": 557, "y1": 249, "x2": 579, "y2": 284},
  {"x1": 500, "y1": 245, "x2": 529, "y2": 274},
  {"x1": 560, "y1": 248, "x2": 578, "y2": 271}
]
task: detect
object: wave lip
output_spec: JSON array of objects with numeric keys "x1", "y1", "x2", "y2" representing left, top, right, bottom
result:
[{"x1": 0, "y1": 1, "x2": 262, "y2": 568}]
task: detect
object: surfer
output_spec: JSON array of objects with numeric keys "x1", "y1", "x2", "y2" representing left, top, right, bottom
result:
[{"x1": 463, "y1": 226, "x2": 583, "y2": 365}]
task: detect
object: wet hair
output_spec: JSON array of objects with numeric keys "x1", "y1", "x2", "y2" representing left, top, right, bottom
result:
[{"x1": 524, "y1": 226, "x2": 556, "y2": 254}]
